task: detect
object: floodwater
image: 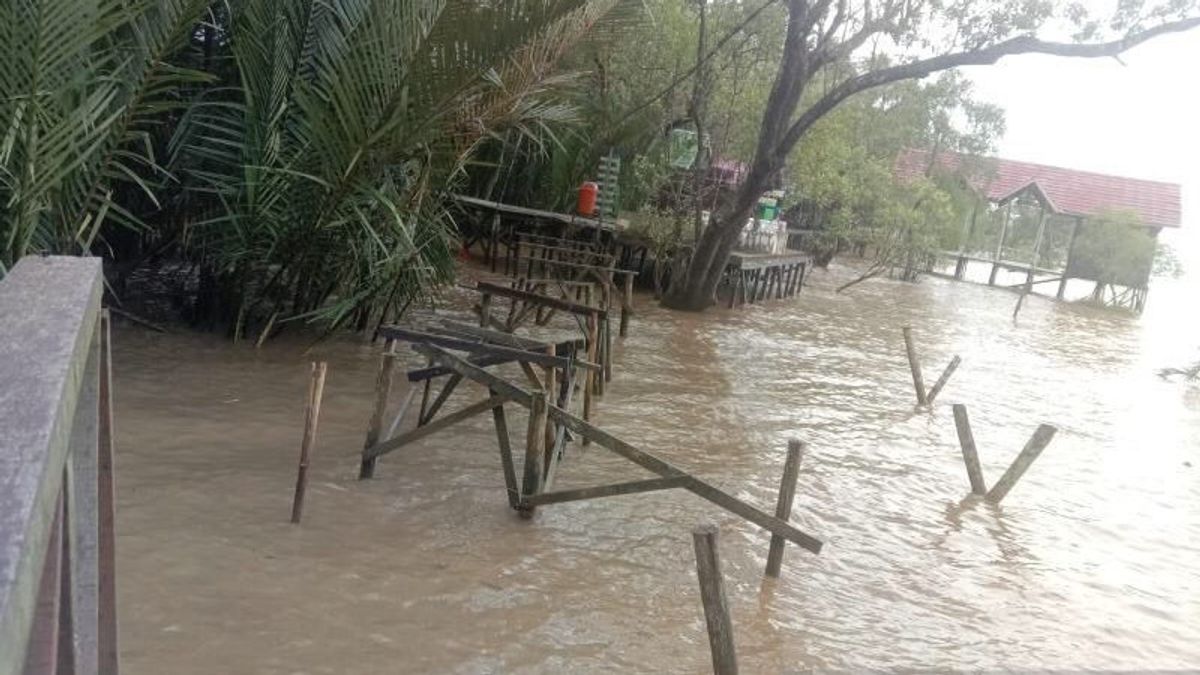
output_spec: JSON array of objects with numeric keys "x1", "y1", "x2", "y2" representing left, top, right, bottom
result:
[{"x1": 112, "y1": 262, "x2": 1200, "y2": 673}]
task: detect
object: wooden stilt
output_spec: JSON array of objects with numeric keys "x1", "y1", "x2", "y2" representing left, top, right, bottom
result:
[
  {"x1": 986, "y1": 425, "x2": 1057, "y2": 503},
  {"x1": 490, "y1": 394, "x2": 520, "y2": 509},
  {"x1": 902, "y1": 327, "x2": 929, "y2": 406},
  {"x1": 519, "y1": 390, "x2": 548, "y2": 518},
  {"x1": 620, "y1": 273, "x2": 633, "y2": 337},
  {"x1": 765, "y1": 440, "x2": 804, "y2": 578},
  {"x1": 692, "y1": 524, "x2": 738, "y2": 675},
  {"x1": 359, "y1": 343, "x2": 396, "y2": 479},
  {"x1": 542, "y1": 345, "x2": 558, "y2": 488},
  {"x1": 291, "y1": 362, "x2": 328, "y2": 523},
  {"x1": 951, "y1": 404, "x2": 987, "y2": 495}
]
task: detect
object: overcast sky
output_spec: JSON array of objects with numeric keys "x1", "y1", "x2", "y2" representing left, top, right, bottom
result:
[{"x1": 960, "y1": 28, "x2": 1200, "y2": 268}]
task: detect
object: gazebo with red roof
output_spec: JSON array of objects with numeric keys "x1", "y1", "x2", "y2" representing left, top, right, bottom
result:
[{"x1": 894, "y1": 148, "x2": 1182, "y2": 311}]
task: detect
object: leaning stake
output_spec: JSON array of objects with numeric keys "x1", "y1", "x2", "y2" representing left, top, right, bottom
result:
[
  {"x1": 765, "y1": 440, "x2": 805, "y2": 577},
  {"x1": 902, "y1": 327, "x2": 928, "y2": 406},
  {"x1": 951, "y1": 404, "x2": 987, "y2": 495},
  {"x1": 291, "y1": 362, "x2": 328, "y2": 523},
  {"x1": 692, "y1": 524, "x2": 738, "y2": 675},
  {"x1": 986, "y1": 424, "x2": 1058, "y2": 504}
]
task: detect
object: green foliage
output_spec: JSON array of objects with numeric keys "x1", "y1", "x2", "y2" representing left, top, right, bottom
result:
[{"x1": 1068, "y1": 210, "x2": 1157, "y2": 288}]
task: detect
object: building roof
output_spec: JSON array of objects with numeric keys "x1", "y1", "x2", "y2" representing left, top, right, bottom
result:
[{"x1": 894, "y1": 148, "x2": 1182, "y2": 228}]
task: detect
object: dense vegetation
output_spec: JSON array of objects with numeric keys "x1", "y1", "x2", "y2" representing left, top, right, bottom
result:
[{"x1": 2, "y1": 0, "x2": 1196, "y2": 334}]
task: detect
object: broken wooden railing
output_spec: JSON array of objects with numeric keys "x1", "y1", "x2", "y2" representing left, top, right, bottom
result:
[
  {"x1": 0, "y1": 257, "x2": 118, "y2": 675},
  {"x1": 360, "y1": 336, "x2": 825, "y2": 557},
  {"x1": 901, "y1": 326, "x2": 961, "y2": 406},
  {"x1": 951, "y1": 403, "x2": 1058, "y2": 503}
]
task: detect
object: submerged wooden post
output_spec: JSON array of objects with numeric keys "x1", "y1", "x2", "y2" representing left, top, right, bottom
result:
[
  {"x1": 620, "y1": 273, "x2": 634, "y2": 337},
  {"x1": 902, "y1": 327, "x2": 928, "y2": 406},
  {"x1": 765, "y1": 440, "x2": 804, "y2": 578},
  {"x1": 518, "y1": 389, "x2": 548, "y2": 518},
  {"x1": 986, "y1": 424, "x2": 1057, "y2": 504},
  {"x1": 925, "y1": 355, "x2": 962, "y2": 405},
  {"x1": 951, "y1": 404, "x2": 987, "y2": 495},
  {"x1": 692, "y1": 524, "x2": 738, "y2": 675},
  {"x1": 291, "y1": 362, "x2": 328, "y2": 523},
  {"x1": 359, "y1": 343, "x2": 396, "y2": 479}
]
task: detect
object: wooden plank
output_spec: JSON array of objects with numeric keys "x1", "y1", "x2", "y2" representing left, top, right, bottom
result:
[
  {"x1": 358, "y1": 346, "x2": 395, "y2": 479},
  {"x1": 765, "y1": 440, "x2": 804, "y2": 577},
  {"x1": 291, "y1": 362, "x2": 328, "y2": 524},
  {"x1": 378, "y1": 326, "x2": 575, "y2": 371},
  {"x1": 544, "y1": 406, "x2": 823, "y2": 554},
  {"x1": 366, "y1": 396, "x2": 507, "y2": 460},
  {"x1": 692, "y1": 524, "x2": 738, "y2": 675},
  {"x1": 902, "y1": 327, "x2": 929, "y2": 406},
  {"x1": 413, "y1": 344, "x2": 533, "y2": 407},
  {"x1": 475, "y1": 281, "x2": 608, "y2": 319},
  {"x1": 925, "y1": 355, "x2": 962, "y2": 405},
  {"x1": 951, "y1": 404, "x2": 987, "y2": 496},
  {"x1": 524, "y1": 476, "x2": 687, "y2": 506},
  {"x1": 985, "y1": 424, "x2": 1057, "y2": 503},
  {"x1": 490, "y1": 395, "x2": 520, "y2": 510},
  {"x1": 436, "y1": 321, "x2": 551, "y2": 351},
  {"x1": 419, "y1": 373, "x2": 463, "y2": 425}
]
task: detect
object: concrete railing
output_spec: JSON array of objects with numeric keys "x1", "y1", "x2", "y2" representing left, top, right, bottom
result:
[{"x1": 0, "y1": 257, "x2": 118, "y2": 675}]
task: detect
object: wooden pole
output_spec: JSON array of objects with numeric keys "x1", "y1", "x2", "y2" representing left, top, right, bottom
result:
[
  {"x1": 765, "y1": 439, "x2": 804, "y2": 578},
  {"x1": 986, "y1": 424, "x2": 1057, "y2": 504},
  {"x1": 518, "y1": 389, "x2": 548, "y2": 518},
  {"x1": 620, "y1": 273, "x2": 634, "y2": 337},
  {"x1": 359, "y1": 343, "x2": 396, "y2": 479},
  {"x1": 951, "y1": 404, "x2": 987, "y2": 496},
  {"x1": 902, "y1": 327, "x2": 928, "y2": 406},
  {"x1": 542, "y1": 345, "x2": 558, "y2": 488},
  {"x1": 291, "y1": 362, "x2": 328, "y2": 523},
  {"x1": 692, "y1": 524, "x2": 738, "y2": 675},
  {"x1": 925, "y1": 355, "x2": 962, "y2": 405},
  {"x1": 989, "y1": 201, "x2": 1012, "y2": 285}
]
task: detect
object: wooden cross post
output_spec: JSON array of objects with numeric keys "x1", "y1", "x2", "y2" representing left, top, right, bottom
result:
[{"x1": 765, "y1": 440, "x2": 804, "y2": 578}]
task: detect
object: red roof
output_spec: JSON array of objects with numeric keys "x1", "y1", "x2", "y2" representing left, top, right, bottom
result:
[{"x1": 894, "y1": 148, "x2": 1182, "y2": 228}]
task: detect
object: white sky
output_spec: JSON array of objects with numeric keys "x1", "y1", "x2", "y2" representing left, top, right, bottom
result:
[{"x1": 960, "y1": 28, "x2": 1200, "y2": 269}]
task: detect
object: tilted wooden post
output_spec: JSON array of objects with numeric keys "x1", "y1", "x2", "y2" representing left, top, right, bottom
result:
[
  {"x1": 619, "y1": 273, "x2": 634, "y2": 337},
  {"x1": 291, "y1": 362, "x2": 328, "y2": 523},
  {"x1": 518, "y1": 389, "x2": 548, "y2": 519},
  {"x1": 986, "y1": 424, "x2": 1057, "y2": 504},
  {"x1": 951, "y1": 404, "x2": 987, "y2": 495},
  {"x1": 765, "y1": 440, "x2": 804, "y2": 578},
  {"x1": 902, "y1": 327, "x2": 928, "y2": 406},
  {"x1": 925, "y1": 355, "x2": 961, "y2": 405},
  {"x1": 358, "y1": 342, "x2": 396, "y2": 479},
  {"x1": 692, "y1": 524, "x2": 738, "y2": 675}
]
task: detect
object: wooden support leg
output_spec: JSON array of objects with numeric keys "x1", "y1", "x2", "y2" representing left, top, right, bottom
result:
[
  {"x1": 986, "y1": 425, "x2": 1057, "y2": 503},
  {"x1": 291, "y1": 362, "x2": 328, "y2": 524},
  {"x1": 603, "y1": 313, "x2": 613, "y2": 385},
  {"x1": 518, "y1": 390, "x2": 548, "y2": 518},
  {"x1": 951, "y1": 404, "x2": 987, "y2": 495},
  {"x1": 542, "y1": 346, "x2": 558, "y2": 487},
  {"x1": 902, "y1": 327, "x2": 929, "y2": 406},
  {"x1": 619, "y1": 273, "x2": 633, "y2": 337},
  {"x1": 359, "y1": 343, "x2": 396, "y2": 479},
  {"x1": 692, "y1": 524, "x2": 739, "y2": 675},
  {"x1": 765, "y1": 440, "x2": 804, "y2": 577},
  {"x1": 582, "y1": 312, "x2": 597, "y2": 442},
  {"x1": 925, "y1": 356, "x2": 962, "y2": 405},
  {"x1": 490, "y1": 394, "x2": 520, "y2": 509},
  {"x1": 479, "y1": 293, "x2": 492, "y2": 328}
]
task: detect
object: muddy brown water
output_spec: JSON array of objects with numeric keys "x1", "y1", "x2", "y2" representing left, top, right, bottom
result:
[{"x1": 112, "y1": 263, "x2": 1200, "y2": 673}]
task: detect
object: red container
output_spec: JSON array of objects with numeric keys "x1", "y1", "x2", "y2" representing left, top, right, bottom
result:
[{"x1": 577, "y1": 181, "x2": 598, "y2": 216}]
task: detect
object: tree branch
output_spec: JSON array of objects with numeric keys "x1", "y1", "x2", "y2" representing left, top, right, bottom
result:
[{"x1": 779, "y1": 16, "x2": 1200, "y2": 154}]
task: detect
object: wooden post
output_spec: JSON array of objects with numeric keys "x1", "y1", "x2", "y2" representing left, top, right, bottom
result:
[
  {"x1": 582, "y1": 311, "x2": 597, "y2": 439},
  {"x1": 359, "y1": 343, "x2": 396, "y2": 479},
  {"x1": 902, "y1": 327, "x2": 928, "y2": 406},
  {"x1": 692, "y1": 524, "x2": 738, "y2": 675},
  {"x1": 925, "y1": 355, "x2": 962, "y2": 405},
  {"x1": 951, "y1": 404, "x2": 987, "y2": 495},
  {"x1": 765, "y1": 440, "x2": 804, "y2": 578},
  {"x1": 986, "y1": 424, "x2": 1057, "y2": 504},
  {"x1": 291, "y1": 362, "x2": 328, "y2": 523},
  {"x1": 989, "y1": 201, "x2": 1012, "y2": 286},
  {"x1": 479, "y1": 293, "x2": 493, "y2": 328},
  {"x1": 518, "y1": 389, "x2": 548, "y2": 518},
  {"x1": 542, "y1": 345, "x2": 557, "y2": 486},
  {"x1": 619, "y1": 273, "x2": 633, "y2": 337},
  {"x1": 1025, "y1": 208, "x2": 1049, "y2": 291},
  {"x1": 1057, "y1": 218, "x2": 1083, "y2": 300}
]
